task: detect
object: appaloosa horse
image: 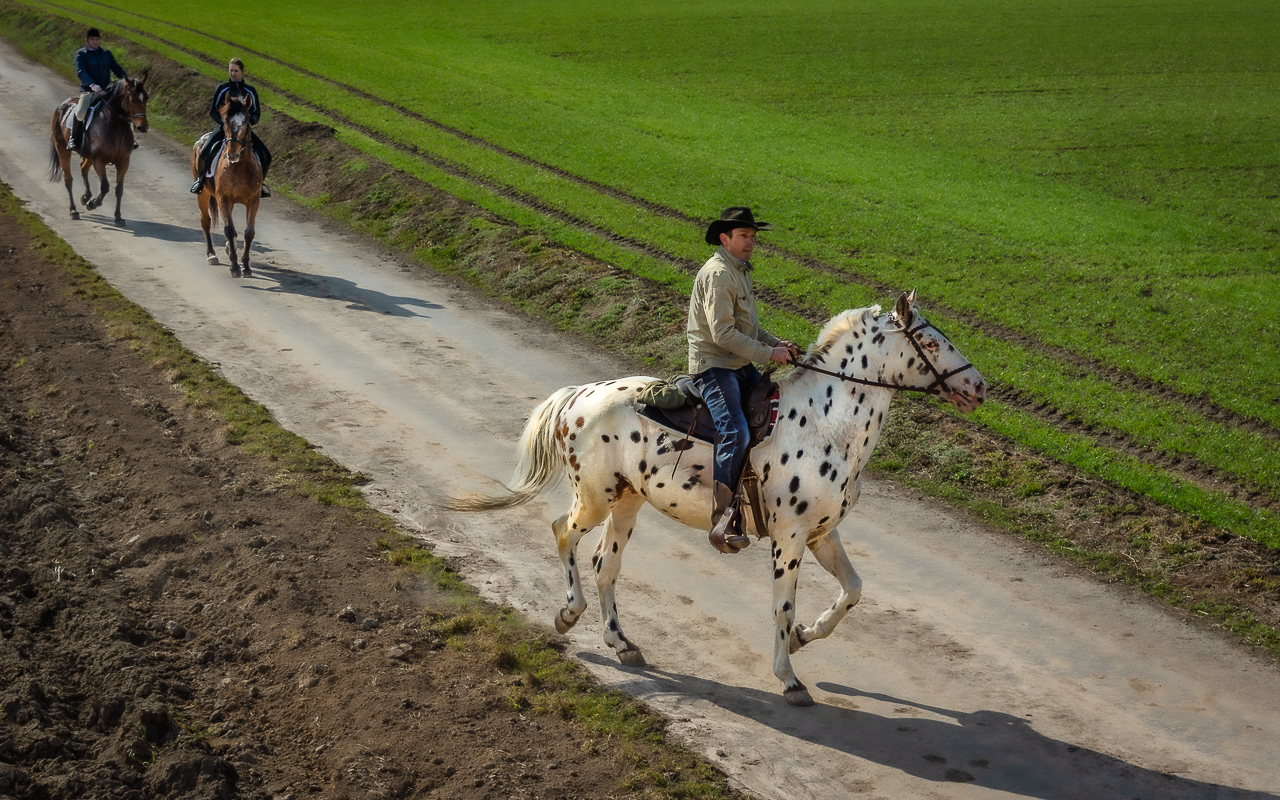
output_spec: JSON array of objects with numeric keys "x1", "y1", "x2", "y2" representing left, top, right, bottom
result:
[
  {"x1": 192, "y1": 95, "x2": 262, "y2": 277},
  {"x1": 446, "y1": 292, "x2": 986, "y2": 705},
  {"x1": 49, "y1": 72, "x2": 150, "y2": 226}
]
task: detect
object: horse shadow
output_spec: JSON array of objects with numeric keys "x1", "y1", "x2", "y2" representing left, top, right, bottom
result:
[
  {"x1": 578, "y1": 653, "x2": 1277, "y2": 800},
  {"x1": 232, "y1": 263, "x2": 445, "y2": 318},
  {"x1": 98, "y1": 217, "x2": 207, "y2": 243}
]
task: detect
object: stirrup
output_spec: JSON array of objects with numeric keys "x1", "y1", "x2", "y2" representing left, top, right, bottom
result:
[
  {"x1": 709, "y1": 506, "x2": 750, "y2": 554},
  {"x1": 260, "y1": 185, "x2": 271, "y2": 198}
]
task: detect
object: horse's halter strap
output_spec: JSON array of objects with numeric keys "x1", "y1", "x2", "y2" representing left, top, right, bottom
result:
[{"x1": 792, "y1": 313, "x2": 974, "y2": 398}]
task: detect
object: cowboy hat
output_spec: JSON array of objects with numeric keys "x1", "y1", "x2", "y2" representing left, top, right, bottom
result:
[{"x1": 705, "y1": 207, "x2": 772, "y2": 245}]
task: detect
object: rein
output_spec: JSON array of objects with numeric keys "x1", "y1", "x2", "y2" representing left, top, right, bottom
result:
[{"x1": 791, "y1": 316, "x2": 974, "y2": 397}]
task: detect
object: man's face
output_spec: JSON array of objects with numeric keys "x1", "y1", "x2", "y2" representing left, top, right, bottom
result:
[
  {"x1": 228, "y1": 64, "x2": 244, "y2": 81},
  {"x1": 86, "y1": 36, "x2": 101, "y2": 50},
  {"x1": 720, "y1": 227, "x2": 758, "y2": 262}
]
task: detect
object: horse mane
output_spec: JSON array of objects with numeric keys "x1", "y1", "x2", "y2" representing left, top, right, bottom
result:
[
  {"x1": 220, "y1": 96, "x2": 249, "y2": 120},
  {"x1": 780, "y1": 305, "x2": 882, "y2": 386}
]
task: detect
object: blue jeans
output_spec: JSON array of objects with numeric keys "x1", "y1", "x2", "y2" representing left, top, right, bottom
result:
[{"x1": 692, "y1": 364, "x2": 763, "y2": 488}]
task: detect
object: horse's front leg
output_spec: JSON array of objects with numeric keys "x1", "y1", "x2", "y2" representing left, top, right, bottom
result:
[
  {"x1": 112, "y1": 161, "x2": 128, "y2": 226},
  {"x1": 219, "y1": 199, "x2": 240, "y2": 277},
  {"x1": 241, "y1": 197, "x2": 259, "y2": 275},
  {"x1": 771, "y1": 532, "x2": 814, "y2": 706},
  {"x1": 552, "y1": 495, "x2": 609, "y2": 635},
  {"x1": 78, "y1": 158, "x2": 95, "y2": 208},
  {"x1": 90, "y1": 162, "x2": 110, "y2": 211},
  {"x1": 591, "y1": 492, "x2": 645, "y2": 667},
  {"x1": 791, "y1": 531, "x2": 863, "y2": 654}
]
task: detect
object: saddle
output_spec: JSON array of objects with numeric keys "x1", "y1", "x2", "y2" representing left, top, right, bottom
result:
[
  {"x1": 636, "y1": 373, "x2": 781, "y2": 540},
  {"x1": 636, "y1": 373, "x2": 780, "y2": 448}
]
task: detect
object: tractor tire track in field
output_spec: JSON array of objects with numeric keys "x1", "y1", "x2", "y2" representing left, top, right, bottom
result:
[{"x1": 55, "y1": 1, "x2": 1280, "y2": 515}]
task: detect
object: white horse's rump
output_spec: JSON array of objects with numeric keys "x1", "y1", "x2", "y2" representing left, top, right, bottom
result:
[{"x1": 446, "y1": 292, "x2": 985, "y2": 705}]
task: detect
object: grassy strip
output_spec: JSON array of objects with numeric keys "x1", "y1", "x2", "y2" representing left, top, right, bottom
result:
[{"x1": 0, "y1": 178, "x2": 747, "y2": 798}]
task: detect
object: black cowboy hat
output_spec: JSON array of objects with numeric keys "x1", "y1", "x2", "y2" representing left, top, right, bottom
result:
[{"x1": 705, "y1": 207, "x2": 772, "y2": 245}]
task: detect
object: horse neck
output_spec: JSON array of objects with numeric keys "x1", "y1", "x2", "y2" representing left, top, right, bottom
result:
[{"x1": 775, "y1": 321, "x2": 902, "y2": 469}]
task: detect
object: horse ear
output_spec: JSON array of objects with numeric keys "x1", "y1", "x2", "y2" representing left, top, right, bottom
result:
[
  {"x1": 137, "y1": 69, "x2": 150, "y2": 83},
  {"x1": 894, "y1": 291, "x2": 913, "y2": 324}
]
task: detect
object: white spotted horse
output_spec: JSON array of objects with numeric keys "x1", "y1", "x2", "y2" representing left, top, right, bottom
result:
[{"x1": 445, "y1": 292, "x2": 985, "y2": 706}]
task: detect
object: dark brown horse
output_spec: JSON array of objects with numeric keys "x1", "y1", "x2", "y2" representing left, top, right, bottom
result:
[
  {"x1": 49, "y1": 72, "x2": 150, "y2": 226},
  {"x1": 191, "y1": 95, "x2": 262, "y2": 277}
]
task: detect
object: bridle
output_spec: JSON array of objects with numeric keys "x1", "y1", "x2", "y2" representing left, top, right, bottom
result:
[
  {"x1": 791, "y1": 313, "x2": 975, "y2": 398},
  {"x1": 110, "y1": 80, "x2": 148, "y2": 127}
]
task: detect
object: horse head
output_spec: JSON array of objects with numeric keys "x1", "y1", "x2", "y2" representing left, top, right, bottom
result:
[
  {"x1": 116, "y1": 70, "x2": 150, "y2": 133},
  {"x1": 886, "y1": 290, "x2": 985, "y2": 412},
  {"x1": 217, "y1": 95, "x2": 253, "y2": 163},
  {"x1": 799, "y1": 291, "x2": 985, "y2": 414}
]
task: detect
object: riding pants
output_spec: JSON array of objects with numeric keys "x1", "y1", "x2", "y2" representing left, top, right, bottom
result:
[{"x1": 692, "y1": 363, "x2": 763, "y2": 489}]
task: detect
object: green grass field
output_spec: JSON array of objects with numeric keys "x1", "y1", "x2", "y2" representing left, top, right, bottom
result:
[{"x1": 8, "y1": 0, "x2": 1280, "y2": 548}]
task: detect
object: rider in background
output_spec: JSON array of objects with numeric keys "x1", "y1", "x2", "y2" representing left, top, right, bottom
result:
[
  {"x1": 190, "y1": 58, "x2": 273, "y2": 197},
  {"x1": 687, "y1": 207, "x2": 800, "y2": 554},
  {"x1": 70, "y1": 27, "x2": 128, "y2": 153}
]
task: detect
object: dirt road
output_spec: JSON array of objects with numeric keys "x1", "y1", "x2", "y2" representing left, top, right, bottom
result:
[{"x1": 2, "y1": 40, "x2": 1278, "y2": 799}]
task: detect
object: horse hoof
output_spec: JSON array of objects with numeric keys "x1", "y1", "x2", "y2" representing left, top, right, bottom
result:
[
  {"x1": 207, "y1": 256, "x2": 219, "y2": 265},
  {"x1": 243, "y1": 266, "x2": 252, "y2": 277},
  {"x1": 784, "y1": 686, "x2": 815, "y2": 707},
  {"x1": 70, "y1": 212, "x2": 79, "y2": 220},
  {"x1": 115, "y1": 218, "x2": 126, "y2": 228},
  {"x1": 553, "y1": 610, "x2": 576, "y2": 634},
  {"x1": 617, "y1": 647, "x2": 646, "y2": 668},
  {"x1": 230, "y1": 267, "x2": 241, "y2": 278},
  {"x1": 789, "y1": 624, "x2": 809, "y2": 655}
]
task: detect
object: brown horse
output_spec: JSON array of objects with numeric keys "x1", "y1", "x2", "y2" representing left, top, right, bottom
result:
[
  {"x1": 191, "y1": 95, "x2": 262, "y2": 277},
  {"x1": 49, "y1": 72, "x2": 150, "y2": 226}
]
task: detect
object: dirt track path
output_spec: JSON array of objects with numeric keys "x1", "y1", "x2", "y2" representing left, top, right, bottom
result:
[{"x1": 3, "y1": 41, "x2": 1278, "y2": 800}]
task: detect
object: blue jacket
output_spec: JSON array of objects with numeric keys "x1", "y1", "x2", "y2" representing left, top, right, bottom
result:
[
  {"x1": 208, "y1": 80, "x2": 262, "y2": 126},
  {"x1": 75, "y1": 46, "x2": 127, "y2": 91}
]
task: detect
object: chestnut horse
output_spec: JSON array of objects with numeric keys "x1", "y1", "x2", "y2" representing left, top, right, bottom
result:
[
  {"x1": 48, "y1": 72, "x2": 150, "y2": 226},
  {"x1": 191, "y1": 95, "x2": 262, "y2": 277}
]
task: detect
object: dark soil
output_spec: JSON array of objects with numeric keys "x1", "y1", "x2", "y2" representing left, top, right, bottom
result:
[{"x1": 0, "y1": 210, "x2": 717, "y2": 800}]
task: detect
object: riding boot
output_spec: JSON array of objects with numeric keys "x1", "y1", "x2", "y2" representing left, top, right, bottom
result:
[
  {"x1": 709, "y1": 481, "x2": 750, "y2": 554},
  {"x1": 189, "y1": 177, "x2": 204, "y2": 194},
  {"x1": 260, "y1": 185, "x2": 271, "y2": 198},
  {"x1": 69, "y1": 118, "x2": 84, "y2": 153}
]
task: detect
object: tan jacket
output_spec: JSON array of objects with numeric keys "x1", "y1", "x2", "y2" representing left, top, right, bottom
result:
[{"x1": 686, "y1": 247, "x2": 779, "y2": 373}]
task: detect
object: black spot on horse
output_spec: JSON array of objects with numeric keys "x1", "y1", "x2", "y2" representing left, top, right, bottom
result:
[
  {"x1": 861, "y1": 354, "x2": 869, "y2": 369},
  {"x1": 788, "y1": 559, "x2": 799, "y2": 570},
  {"x1": 788, "y1": 408, "x2": 797, "y2": 419},
  {"x1": 799, "y1": 415, "x2": 807, "y2": 427},
  {"x1": 781, "y1": 453, "x2": 790, "y2": 465},
  {"x1": 819, "y1": 462, "x2": 830, "y2": 477},
  {"x1": 773, "y1": 568, "x2": 784, "y2": 579},
  {"x1": 795, "y1": 501, "x2": 808, "y2": 515},
  {"x1": 630, "y1": 431, "x2": 641, "y2": 442},
  {"x1": 638, "y1": 459, "x2": 647, "y2": 473},
  {"x1": 789, "y1": 476, "x2": 800, "y2": 493}
]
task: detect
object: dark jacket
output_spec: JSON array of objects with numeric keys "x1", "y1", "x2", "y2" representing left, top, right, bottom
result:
[
  {"x1": 75, "y1": 46, "x2": 127, "y2": 91},
  {"x1": 208, "y1": 80, "x2": 262, "y2": 126}
]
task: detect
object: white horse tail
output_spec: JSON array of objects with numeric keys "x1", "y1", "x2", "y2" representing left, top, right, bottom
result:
[{"x1": 442, "y1": 386, "x2": 576, "y2": 512}]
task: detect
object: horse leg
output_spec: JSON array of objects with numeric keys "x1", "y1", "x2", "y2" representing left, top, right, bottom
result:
[
  {"x1": 58, "y1": 145, "x2": 78, "y2": 220},
  {"x1": 241, "y1": 196, "x2": 259, "y2": 276},
  {"x1": 552, "y1": 494, "x2": 611, "y2": 635},
  {"x1": 220, "y1": 199, "x2": 240, "y2": 277},
  {"x1": 78, "y1": 158, "x2": 94, "y2": 208},
  {"x1": 790, "y1": 532, "x2": 863, "y2": 655},
  {"x1": 590, "y1": 492, "x2": 646, "y2": 667},
  {"x1": 112, "y1": 160, "x2": 128, "y2": 227},
  {"x1": 770, "y1": 532, "x2": 815, "y2": 706},
  {"x1": 198, "y1": 192, "x2": 217, "y2": 264}
]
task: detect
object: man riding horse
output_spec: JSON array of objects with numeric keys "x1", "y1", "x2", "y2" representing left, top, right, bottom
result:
[
  {"x1": 688, "y1": 207, "x2": 801, "y2": 554},
  {"x1": 69, "y1": 27, "x2": 129, "y2": 154},
  {"x1": 190, "y1": 58, "x2": 272, "y2": 198}
]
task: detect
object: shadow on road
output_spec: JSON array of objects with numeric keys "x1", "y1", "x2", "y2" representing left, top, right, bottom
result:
[
  {"x1": 233, "y1": 263, "x2": 445, "y2": 317},
  {"x1": 579, "y1": 653, "x2": 1277, "y2": 800}
]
